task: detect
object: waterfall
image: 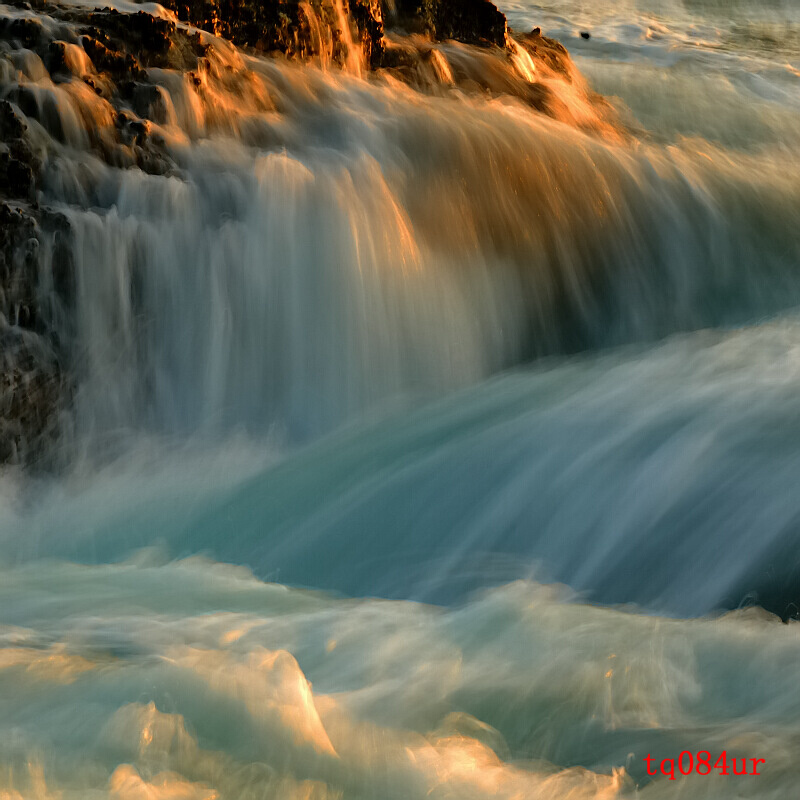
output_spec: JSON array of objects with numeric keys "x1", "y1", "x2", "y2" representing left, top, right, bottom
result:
[
  {"x1": 3, "y1": 0, "x2": 800, "y2": 796},
  {"x1": 2, "y1": 13, "x2": 797, "y2": 453}
]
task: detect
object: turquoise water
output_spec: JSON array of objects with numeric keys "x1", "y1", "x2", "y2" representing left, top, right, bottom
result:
[{"x1": 1, "y1": 0, "x2": 800, "y2": 796}]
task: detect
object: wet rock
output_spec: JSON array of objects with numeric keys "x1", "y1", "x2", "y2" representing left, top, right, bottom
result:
[
  {"x1": 384, "y1": 0, "x2": 507, "y2": 48},
  {"x1": 0, "y1": 101, "x2": 38, "y2": 202},
  {"x1": 6, "y1": 85, "x2": 39, "y2": 120},
  {"x1": 351, "y1": 0, "x2": 384, "y2": 66},
  {"x1": 0, "y1": 203, "x2": 73, "y2": 467},
  {"x1": 0, "y1": 204, "x2": 38, "y2": 327},
  {"x1": 80, "y1": 8, "x2": 209, "y2": 70},
  {"x1": 80, "y1": 33, "x2": 147, "y2": 81},
  {"x1": 133, "y1": 143, "x2": 172, "y2": 176},
  {"x1": 1, "y1": 15, "x2": 47, "y2": 49},
  {"x1": 0, "y1": 324, "x2": 66, "y2": 465},
  {"x1": 0, "y1": 98, "x2": 27, "y2": 141},
  {"x1": 131, "y1": 82, "x2": 171, "y2": 125},
  {"x1": 47, "y1": 40, "x2": 72, "y2": 77},
  {"x1": 115, "y1": 111, "x2": 150, "y2": 146},
  {"x1": 91, "y1": 9, "x2": 175, "y2": 57},
  {"x1": 0, "y1": 152, "x2": 34, "y2": 200},
  {"x1": 0, "y1": 95, "x2": 73, "y2": 465},
  {"x1": 517, "y1": 28, "x2": 573, "y2": 80},
  {"x1": 157, "y1": 0, "x2": 386, "y2": 68},
  {"x1": 47, "y1": 40, "x2": 91, "y2": 79}
]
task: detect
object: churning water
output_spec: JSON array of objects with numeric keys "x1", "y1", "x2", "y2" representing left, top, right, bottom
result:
[{"x1": 1, "y1": 0, "x2": 800, "y2": 796}]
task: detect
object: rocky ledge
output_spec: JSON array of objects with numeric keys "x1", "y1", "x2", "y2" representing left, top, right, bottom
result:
[{"x1": 157, "y1": 0, "x2": 509, "y2": 68}]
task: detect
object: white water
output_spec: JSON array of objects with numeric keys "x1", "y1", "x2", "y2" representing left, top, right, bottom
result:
[
  {"x1": 2, "y1": 0, "x2": 800, "y2": 796},
  {"x1": 25, "y1": 32, "x2": 800, "y2": 450},
  {"x1": 3, "y1": 562, "x2": 800, "y2": 799},
  {"x1": 503, "y1": 0, "x2": 800, "y2": 151}
]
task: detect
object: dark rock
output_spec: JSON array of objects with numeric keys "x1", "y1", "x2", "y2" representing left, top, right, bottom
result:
[
  {"x1": 47, "y1": 41, "x2": 72, "y2": 77},
  {"x1": 580, "y1": 30, "x2": 590, "y2": 39},
  {"x1": 1, "y1": 15, "x2": 46, "y2": 48},
  {"x1": 80, "y1": 33, "x2": 147, "y2": 81},
  {"x1": 0, "y1": 98, "x2": 27, "y2": 141},
  {"x1": 350, "y1": 0, "x2": 384, "y2": 67},
  {"x1": 385, "y1": 0, "x2": 507, "y2": 47},
  {"x1": 7, "y1": 85, "x2": 39, "y2": 120},
  {"x1": 0, "y1": 101, "x2": 38, "y2": 202},
  {"x1": 0, "y1": 153, "x2": 34, "y2": 200},
  {"x1": 0, "y1": 202, "x2": 73, "y2": 466},
  {"x1": 155, "y1": 0, "x2": 386, "y2": 67},
  {"x1": 0, "y1": 324, "x2": 66, "y2": 465},
  {"x1": 131, "y1": 83, "x2": 171, "y2": 125},
  {"x1": 0, "y1": 94, "x2": 74, "y2": 466},
  {"x1": 0, "y1": 205, "x2": 39, "y2": 333}
]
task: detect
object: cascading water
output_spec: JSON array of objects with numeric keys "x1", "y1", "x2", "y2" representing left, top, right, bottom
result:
[
  {"x1": 1, "y1": 0, "x2": 800, "y2": 796},
  {"x1": 26, "y1": 41, "x2": 800, "y2": 447}
]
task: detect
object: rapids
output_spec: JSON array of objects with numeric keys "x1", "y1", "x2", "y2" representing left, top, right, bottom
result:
[{"x1": 1, "y1": 0, "x2": 800, "y2": 796}]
